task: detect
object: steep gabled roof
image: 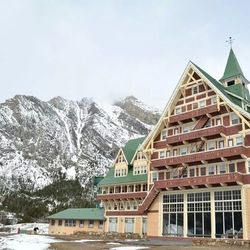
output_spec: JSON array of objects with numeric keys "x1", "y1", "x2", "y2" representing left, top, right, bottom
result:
[
  {"x1": 47, "y1": 208, "x2": 105, "y2": 220},
  {"x1": 141, "y1": 61, "x2": 250, "y2": 151},
  {"x1": 97, "y1": 136, "x2": 147, "y2": 186},
  {"x1": 220, "y1": 48, "x2": 244, "y2": 81},
  {"x1": 122, "y1": 137, "x2": 146, "y2": 163}
]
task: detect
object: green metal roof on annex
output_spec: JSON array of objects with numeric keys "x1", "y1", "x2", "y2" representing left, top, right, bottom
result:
[
  {"x1": 97, "y1": 166, "x2": 147, "y2": 186},
  {"x1": 47, "y1": 208, "x2": 105, "y2": 220},
  {"x1": 122, "y1": 136, "x2": 146, "y2": 163}
]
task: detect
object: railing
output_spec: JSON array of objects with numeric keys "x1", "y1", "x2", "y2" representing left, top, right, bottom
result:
[
  {"x1": 155, "y1": 172, "x2": 246, "y2": 189},
  {"x1": 96, "y1": 192, "x2": 147, "y2": 200},
  {"x1": 151, "y1": 146, "x2": 249, "y2": 167},
  {"x1": 167, "y1": 125, "x2": 242, "y2": 145},
  {"x1": 169, "y1": 104, "x2": 219, "y2": 123}
]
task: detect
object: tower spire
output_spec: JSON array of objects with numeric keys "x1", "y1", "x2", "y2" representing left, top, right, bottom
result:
[{"x1": 220, "y1": 47, "x2": 245, "y2": 84}]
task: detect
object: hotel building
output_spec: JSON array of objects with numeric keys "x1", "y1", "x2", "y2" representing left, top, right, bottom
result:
[{"x1": 97, "y1": 49, "x2": 250, "y2": 240}]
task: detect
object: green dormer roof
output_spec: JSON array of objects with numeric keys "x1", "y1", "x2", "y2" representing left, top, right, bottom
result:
[
  {"x1": 122, "y1": 137, "x2": 145, "y2": 164},
  {"x1": 220, "y1": 49, "x2": 244, "y2": 81}
]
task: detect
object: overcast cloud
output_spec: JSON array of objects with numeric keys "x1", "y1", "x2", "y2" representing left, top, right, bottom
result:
[{"x1": 0, "y1": 0, "x2": 250, "y2": 109}]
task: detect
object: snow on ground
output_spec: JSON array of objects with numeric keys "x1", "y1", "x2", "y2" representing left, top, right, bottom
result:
[
  {"x1": 0, "y1": 233, "x2": 149, "y2": 250},
  {"x1": 0, "y1": 234, "x2": 62, "y2": 250},
  {"x1": 5, "y1": 223, "x2": 49, "y2": 234},
  {"x1": 110, "y1": 247, "x2": 148, "y2": 250}
]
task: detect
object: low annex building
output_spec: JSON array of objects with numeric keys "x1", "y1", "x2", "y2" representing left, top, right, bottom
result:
[
  {"x1": 97, "y1": 48, "x2": 250, "y2": 240},
  {"x1": 48, "y1": 208, "x2": 105, "y2": 235}
]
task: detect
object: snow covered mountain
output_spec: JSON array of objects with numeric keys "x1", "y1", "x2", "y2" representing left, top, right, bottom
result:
[{"x1": 0, "y1": 95, "x2": 160, "y2": 194}]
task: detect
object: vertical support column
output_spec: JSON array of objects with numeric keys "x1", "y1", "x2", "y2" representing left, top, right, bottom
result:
[
  {"x1": 211, "y1": 190, "x2": 216, "y2": 239},
  {"x1": 183, "y1": 192, "x2": 187, "y2": 237},
  {"x1": 242, "y1": 186, "x2": 248, "y2": 240}
]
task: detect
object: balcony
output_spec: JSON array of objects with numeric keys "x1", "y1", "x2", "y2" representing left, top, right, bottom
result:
[
  {"x1": 106, "y1": 210, "x2": 143, "y2": 216},
  {"x1": 154, "y1": 172, "x2": 247, "y2": 189},
  {"x1": 96, "y1": 191, "x2": 147, "y2": 201},
  {"x1": 165, "y1": 124, "x2": 241, "y2": 146},
  {"x1": 151, "y1": 146, "x2": 249, "y2": 168},
  {"x1": 169, "y1": 104, "x2": 219, "y2": 124}
]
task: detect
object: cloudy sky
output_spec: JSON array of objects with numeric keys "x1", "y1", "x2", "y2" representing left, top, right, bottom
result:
[{"x1": 0, "y1": 0, "x2": 250, "y2": 109}]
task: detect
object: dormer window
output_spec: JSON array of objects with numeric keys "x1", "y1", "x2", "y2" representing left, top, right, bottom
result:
[
  {"x1": 117, "y1": 154, "x2": 125, "y2": 163},
  {"x1": 115, "y1": 167, "x2": 127, "y2": 177},
  {"x1": 136, "y1": 152, "x2": 146, "y2": 160}
]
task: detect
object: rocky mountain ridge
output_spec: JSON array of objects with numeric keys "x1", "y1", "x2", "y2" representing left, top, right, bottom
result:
[{"x1": 0, "y1": 95, "x2": 159, "y2": 193}]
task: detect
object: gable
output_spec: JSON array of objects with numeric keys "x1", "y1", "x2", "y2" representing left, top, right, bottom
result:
[{"x1": 141, "y1": 61, "x2": 250, "y2": 151}]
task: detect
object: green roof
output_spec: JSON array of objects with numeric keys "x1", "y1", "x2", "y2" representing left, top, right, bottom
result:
[
  {"x1": 93, "y1": 176, "x2": 104, "y2": 185},
  {"x1": 47, "y1": 208, "x2": 104, "y2": 220},
  {"x1": 122, "y1": 137, "x2": 145, "y2": 163},
  {"x1": 220, "y1": 49, "x2": 244, "y2": 81},
  {"x1": 98, "y1": 166, "x2": 147, "y2": 186},
  {"x1": 193, "y1": 62, "x2": 244, "y2": 108}
]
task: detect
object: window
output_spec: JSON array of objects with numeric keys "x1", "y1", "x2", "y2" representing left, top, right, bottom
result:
[
  {"x1": 175, "y1": 107, "x2": 181, "y2": 114},
  {"x1": 142, "y1": 184, "x2": 147, "y2": 191},
  {"x1": 88, "y1": 220, "x2": 94, "y2": 228},
  {"x1": 166, "y1": 150, "x2": 170, "y2": 157},
  {"x1": 248, "y1": 161, "x2": 250, "y2": 173},
  {"x1": 218, "y1": 140, "x2": 224, "y2": 149},
  {"x1": 180, "y1": 147, "x2": 187, "y2": 155},
  {"x1": 79, "y1": 220, "x2": 84, "y2": 228},
  {"x1": 183, "y1": 125, "x2": 190, "y2": 133},
  {"x1": 152, "y1": 172, "x2": 158, "y2": 182},
  {"x1": 211, "y1": 96, "x2": 217, "y2": 104},
  {"x1": 208, "y1": 141, "x2": 216, "y2": 150},
  {"x1": 215, "y1": 190, "x2": 242, "y2": 238},
  {"x1": 187, "y1": 192, "x2": 211, "y2": 237},
  {"x1": 174, "y1": 128, "x2": 179, "y2": 135},
  {"x1": 163, "y1": 194, "x2": 184, "y2": 236},
  {"x1": 172, "y1": 168, "x2": 179, "y2": 179},
  {"x1": 99, "y1": 221, "x2": 104, "y2": 229},
  {"x1": 208, "y1": 166, "x2": 215, "y2": 175},
  {"x1": 199, "y1": 100, "x2": 206, "y2": 108},
  {"x1": 228, "y1": 139, "x2": 234, "y2": 147},
  {"x1": 65, "y1": 220, "x2": 76, "y2": 227},
  {"x1": 236, "y1": 136, "x2": 243, "y2": 146},
  {"x1": 135, "y1": 185, "x2": 141, "y2": 192},
  {"x1": 231, "y1": 113, "x2": 240, "y2": 125},
  {"x1": 200, "y1": 167, "x2": 206, "y2": 176},
  {"x1": 173, "y1": 149, "x2": 178, "y2": 156},
  {"x1": 115, "y1": 168, "x2": 127, "y2": 177},
  {"x1": 227, "y1": 80, "x2": 235, "y2": 86},
  {"x1": 125, "y1": 218, "x2": 134, "y2": 233},
  {"x1": 229, "y1": 163, "x2": 235, "y2": 173},
  {"x1": 51, "y1": 220, "x2": 55, "y2": 226},
  {"x1": 58, "y1": 220, "x2": 62, "y2": 226},
  {"x1": 205, "y1": 120, "x2": 212, "y2": 128},
  {"x1": 161, "y1": 130, "x2": 167, "y2": 140},
  {"x1": 219, "y1": 164, "x2": 227, "y2": 174},
  {"x1": 189, "y1": 168, "x2": 195, "y2": 177},
  {"x1": 216, "y1": 118, "x2": 221, "y2": 126},
  {"x1": 192, "y1": 86, "x2": 198, "y2": 95},
  {"x1": 159, "y1": 151, "x2": 166, "y2": 159}
]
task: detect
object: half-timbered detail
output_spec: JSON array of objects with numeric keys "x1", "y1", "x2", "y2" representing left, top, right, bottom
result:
[{"x1": 97, "y1": 49, "x2": 250, "y2": 240}]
